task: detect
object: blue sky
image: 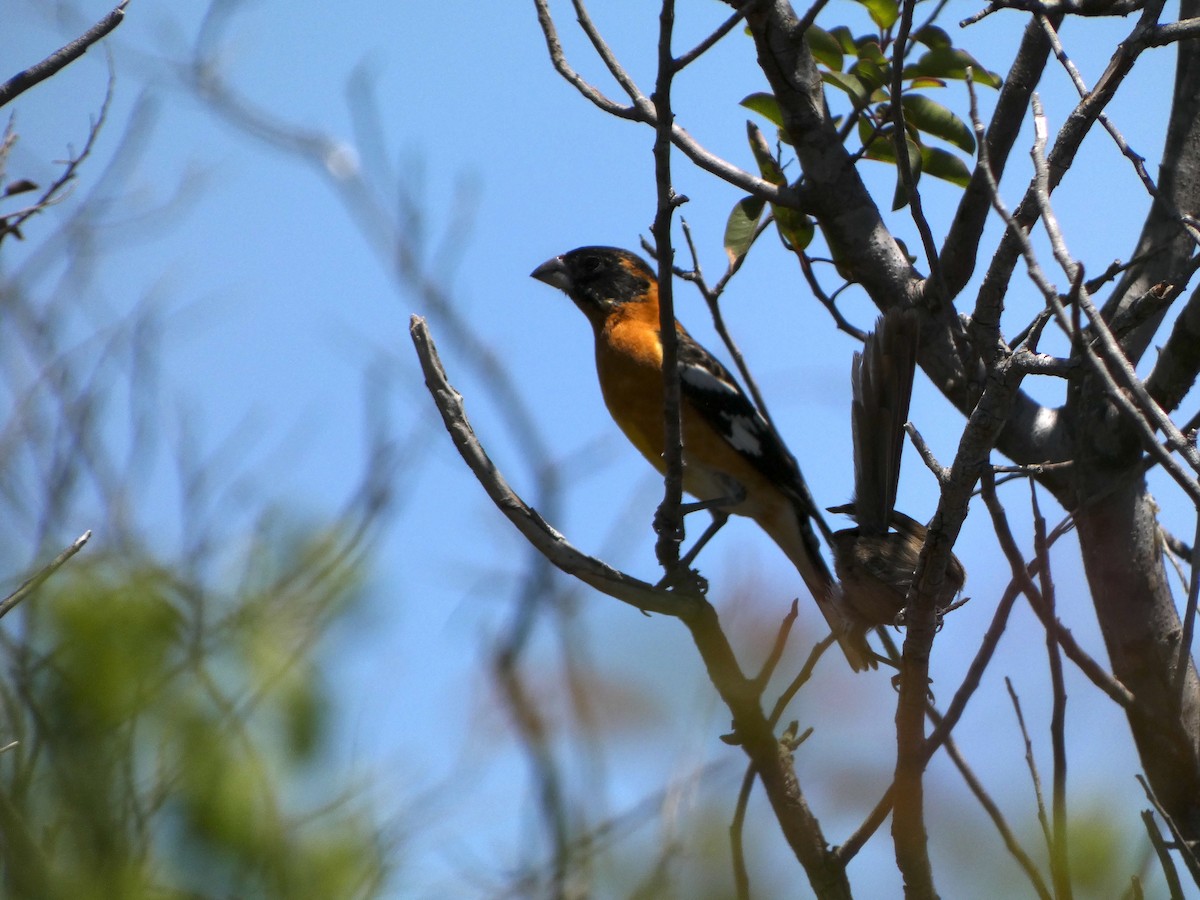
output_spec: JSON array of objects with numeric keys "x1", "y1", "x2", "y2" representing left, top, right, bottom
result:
[{"x1": 4, "y1": 1, "x2": 1189, "y2": 895}]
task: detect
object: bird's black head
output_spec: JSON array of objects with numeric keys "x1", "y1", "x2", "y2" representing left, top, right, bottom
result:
[{"x1": 530, "y1": 246, "x2": 655, "y2": 317}]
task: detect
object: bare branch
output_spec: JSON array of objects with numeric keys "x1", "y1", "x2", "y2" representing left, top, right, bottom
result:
[
  {"x1": 941, "y1": 15, "x2": 1058, "y2": 298},
  {"x1": 978, "y1": 471, "x2": 1136, "y2": 708},
  {"x1": 1143, "y1": 16, "x2": 1200, "y2": 45},
  {"x1": 532, "y1": 0, "x2": 799, "y2": 204},
  {"x1": 934, "y1": 718, "x2": 1053, "y2": 900},
  {"x1": 0, "y1": 531, "x2": 92, "y2": 620},
  {"x1": 571, "y1": 0, "x2": 652, "y2": 109},
  {"x1": 650, "y1": 0, "x2": 686, "y2": 570},
  {"x1": 1032, "y1": 485, "x2": 1072, "y2": 897},
  {"x1": 1036, "y1": 13, "x2": 1158, "y2": 197},
  {"x1": 531, "y1": 0, "x2": 641, "y2": 120},
  {"x1": 904, "y1": 423, "x2": 951, "y2": 486},
  {"x1": 1, "y1": 73, "x2": 114, "y2": 244},
  {"x1": 674, "y1": 3, "x2": 749, "y2": 71},
  {"x1": 0, "y1": 1, "x2": 129, "y2": 109},
  {"x1": 1140, "y1": 810, "x2": 1187, "y2": 899},
  {"x1": 961, "y1": 0, "x2": 1146, "y2": 24},
  {"x1": 1007, "y1": 679, "x2": 1056, "y2": 860},
  {"x1": 410, "y1": 316, "x2": 701, "y2": 617},
  {"x1": 1137, "y1": 774, "x2": 1200, "y2": 884}
]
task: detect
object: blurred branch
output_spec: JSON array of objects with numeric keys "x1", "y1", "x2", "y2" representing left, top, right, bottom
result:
[
  {"x1": 0, "y1": 1, "x2": 129, "y2": 109},
  {"x1": 0, "y1": 531, "x2": 91, "y2": 620}
]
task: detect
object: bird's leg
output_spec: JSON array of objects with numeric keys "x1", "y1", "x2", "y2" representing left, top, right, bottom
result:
[
  {"x1": 678, "y1": 510, "x2": 729, "y2": 570},
  {"x1": 654, "y1": 476, "x2": 743, "y2": 591},
  {"x1": 678, "y1": 473, "x2": 747, "y2": 517},
  {"x1": 655, "y1": 510, "x2": 731, "y2": 592}
]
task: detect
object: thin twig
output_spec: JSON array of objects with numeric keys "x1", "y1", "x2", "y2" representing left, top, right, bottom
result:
[
  {"x1": 1026, "y1": 95, "x2": 1200, "y2": 500},
  {"x1": 934, "y1": 716, "x2": 1053, "y2": 900},
  {"x1": 904, "y1": 422, "x2": 951, "y2": 485},
  {"x1": 796, "y1": 253, "x2": 867, "y2": 340},
  {"x1": 1036, "y1": 14, "x2": 1158, "y2": 197},
  {"x1": 2, "y1": 71, "x2": 114, "y2": 242},
  {"x1": 1006, "y1": 679, "x2": 1054, "y2": 858},
  {"x1": 766, "y1": 633, "x2": 836, "y2": 727},
  {"x1": 753, "y1": 600, "x2": 800, "y2": 691},
  {"x1": 0, "y1": 531, "x2": 92, "y2": 620},
  {"x1": 532, "y1": 0, "x2": 799, "y2": 204},
  {"x1": 731, "y1": 761, "x2": 757, "y2": 900},
  {"x1": 1032, "y1": 483, "x2": 1072, "y2": 899},
  {"x1": 674, "y1": 3, "x2": 749, "y2": 71},
  {"x1": 1137, "y1": 775, "x2": 1200, "y2": 884},
  {"x1": 1140, "y1": 811, "x2": 1186, "y2": 900},
  {"x1": 978, "y1": 470, "x2": 1135, "y2": 708}
]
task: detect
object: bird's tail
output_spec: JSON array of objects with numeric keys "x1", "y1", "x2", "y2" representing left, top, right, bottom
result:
[
  {"x1": 848, "y1": 308, "x2": 919, "y2": 535},
  {"x1": 758, "y1": 499, "x2": 875, "y2": 671}
]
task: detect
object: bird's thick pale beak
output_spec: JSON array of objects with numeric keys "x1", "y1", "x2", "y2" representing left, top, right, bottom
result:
[{"x1": 530, "y1": 256, "x2": 571, "y2": 291}]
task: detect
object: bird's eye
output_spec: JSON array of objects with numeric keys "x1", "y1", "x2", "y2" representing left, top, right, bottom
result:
[{"x1": 580, "y1": 255, "x2": 602, "y2": 274}]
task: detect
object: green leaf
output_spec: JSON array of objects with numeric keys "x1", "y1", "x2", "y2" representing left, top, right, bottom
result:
[
  {"x1": 829, "y1": 26, "x2": 858, "y2": 55},
  {"x1": 740, "y1": 92, "x2": 785, "y2": 128},
  {"x1": 724, "y1": 195, "x2": 766, "y2": 266},
  {"x1": 850, "y1": 41, "x2": 890, "y2": 94},
  {"x1": 856, "y1": 38, "x2": 888, "y2": 68},
  {"x1": 858, "y1": 117, "x2": 895, "y2": 161},
  {"x1": 746, "y1": 121, "x2": 786, "y2": 185},
  {"x1": 805, "y1": 25, "x2": 844, "y2": 71},
  {"x1": 921, "y1": 145, "x2": 972, "y2": 186},
  {"x1": 774, "y1": 207, "x2": 814, "y2": 251},
  {"x1": 855, "y1": 0, "x2": 900, "y2": 29},
  {"x1": 904, "y1": 48, "x2": 1002, "y2": 88},
  {"x1": 913, "y1": 25, "x2": 952, "y2": 49},
  {"x1": 901, "y1": 94, "x2": 975, "y2": 153},
  {"x1": 823, "y1": 70, "x2": 870, "y2": 107}
]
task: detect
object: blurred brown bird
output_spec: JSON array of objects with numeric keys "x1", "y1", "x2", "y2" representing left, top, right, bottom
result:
[{"x1": 828, "y1": 309, "x2": 965, "y2": 665}]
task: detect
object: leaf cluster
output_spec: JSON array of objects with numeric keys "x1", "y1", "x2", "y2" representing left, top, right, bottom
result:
[{"x1": 726, "y1": 6, "x2": 1002, "y2": 264}]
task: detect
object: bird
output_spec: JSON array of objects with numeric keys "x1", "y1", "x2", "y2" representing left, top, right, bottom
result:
[
  {"x1": 828, "y1": 308, "x2": 966, "y2": 659},
  {"x1": 530, "y1": 245, "x2": 871, "y2": 670}
]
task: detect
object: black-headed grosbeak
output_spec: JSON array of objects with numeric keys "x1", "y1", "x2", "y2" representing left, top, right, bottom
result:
[
  {"x1": 828, "y1": 309, "x2": 966, "y2": 648},
  {"x1": 531, "y1": 245, "x2": 871, "y2": 669}
]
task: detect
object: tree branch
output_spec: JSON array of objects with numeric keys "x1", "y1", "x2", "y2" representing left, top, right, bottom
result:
[
  {"x1": 0, "y1": 1, "x2": 129, "y2": 109},
  {"x1": 410, "y1": 316, "x2": 701, "y2": 617},
  {"x1": 0, "y1": 531, "x2": 92, "y2": 620}
]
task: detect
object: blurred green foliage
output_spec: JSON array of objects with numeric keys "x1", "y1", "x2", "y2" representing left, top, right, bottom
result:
[{"x1": 0, "y1": 523, "x2": 387, "y2": 899}]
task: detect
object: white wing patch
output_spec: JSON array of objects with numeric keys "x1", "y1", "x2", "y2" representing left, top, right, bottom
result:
[
  {"x1": 680, "y1": 359, "x2": 767, "y2": 459},
  {"x1": 680, "y1": 359, "x2": 738, "y2": 397},
  {"x1": 721, "y1": 413, "x2": 764, "y2": 456}
]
